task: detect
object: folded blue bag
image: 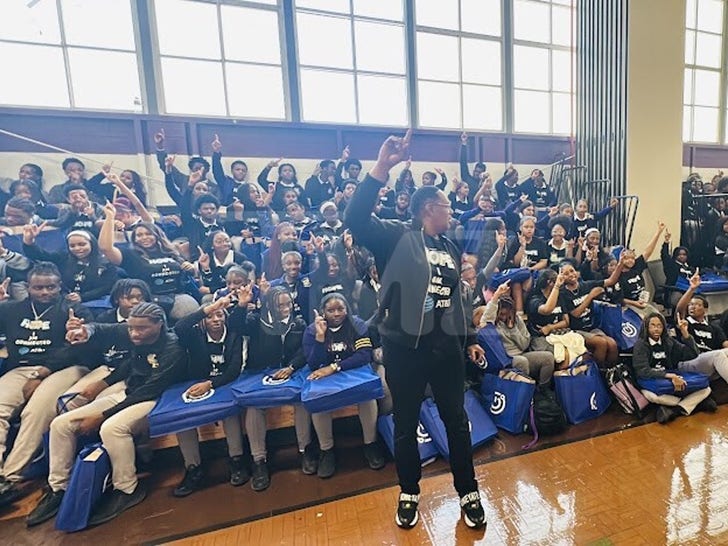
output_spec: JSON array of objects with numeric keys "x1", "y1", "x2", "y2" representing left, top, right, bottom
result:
[
  {"x1": 148, "y1": 381, "x2": 240, "y2": 438},
  {"x1": 637, "y1": 371, "x2": 709, "y2": 396},
  {"x1": 301, "y1": 364, "x2": 383, "y2": 413},
  {"x1": 55, "y1": 443, "x2": 111, "y2": 532},
  {"x1": 676, "y1": 272, "x2": 728, "y2": 293},
  {"x1": 489, "y1": 268, "x2": 532, "y2": 290},
  {"x1": 480, "y1": 369, "x2": 536, "y2": 434},
  {"x1": 376, "y1": 413, "x2": 438, "y2": 467},
  {"x1": 418, "y1": 390, "x2": 498, "y2": 459},
  {"x1": 554, "y1": 355, "x2": 611, "y2": 424},
  {"x1": 231, "y1": 367, "x2": 306, "y2": 408}
]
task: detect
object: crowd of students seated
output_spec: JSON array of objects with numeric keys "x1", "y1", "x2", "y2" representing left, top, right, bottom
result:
[{"x1": 1, "y1": 129, "x2": 727, "y2": 530}]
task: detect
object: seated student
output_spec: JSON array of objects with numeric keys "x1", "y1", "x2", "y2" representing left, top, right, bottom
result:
[
  {"x1": 47, "y1": 184, "x2": 104, "y2": 237},
  {"x1": 336, "y1": 180, "x2": 358, "y2": 213},
  {"x1": 526, "y1": 270, "x2": 569, "y2": 353},
  {"x1": 163, "y1": 155, "x2": 214, "y2": 211},
  {"x1": 505, "y1": 216, "x2": 549, "y2": 315},
  {"x1": 448, "y1": 178, "x2": 472, "y2": 218},
  {"x1": 26, "y1": 302, "x2": 187, "y2": 527},
  {"x1": 394, "y1": 163, "x2": 416, "y2": 195},
  {"x1": 211, "y1": 266, "x2": 259, "y2": 310},
  {"x1": 481, "y1": 281, "x2": 555, "y2": 385},
  {"x1": 307, "y1": 201, "x2": 346, "y2": 247},
  {"x1": 154, "y1": 129, "x2": 218, "y2": 199},
  {"x1": 86, "y1": 166, "x2": 148, "y2": 207},
  {"x1": 504, "y1": 198, "x2": 537, "y2": 234},
  {"x1": 578, "y1": 228, "x2": 614, "y2": 281},
  {"x1": 661, "y1": 227, "x2": 695, "y2": 307},
  {"x1": 99, "y1": 172, "x2": 155, "y2": 238},
  {"x1": 336, "y1": 152, "x2": 362, "y2": 190},
  {"x1": 23, "y1": 224, "x2": 118, "y2": 304},
  {"x1": 714, "y1": 217, "x2": 728, "y2": 268},
  {"x1": 303, "y1": 293, "x2": 385, "y2": 478},
  {"x1": 47, "y1": 157, "x2": 94, "y2": 204},
  {"x1": 309, "y1": 233, "x2": 356, "y2": 316},
  {"x1": 210, "y1": 134, "x2": 250, "y2": 205},
  {"x1": 632, "y1": 312, "x2": 715, "y2": 424},
  {"x1": 458, "y1": 132, "x2": 486, "y2": 193},
  {"x1": 269, "y1": 250, "x2": 312, "y2": 322},
  {"x1": 10, "y1": 179, "x2": 56, "y2": 219},
  {"x1": 495, "y1": 164, "x2": 520, "y2": 208},
  {"x1": 377, "y1": 184, "x2": 396, "y2": 209},
  {"x1": 231, "y1": 182, "x2": 274, "y2": 240},
  {"x1": 198, "y1": 231, "x2": 247, "y2": 296},
  {"x1": 619, "y1": 221, "x2": 665, "y2": 317},
  {"x1": 304, "y1": 160, "x2": 337, "y2": 210},
  {"x1": 286, "y1": 200, "x2": 316, "y2": 237},
  {"x1": 558, "y1": 260, "x2": 622, "y2": 368},
  {"x1": 547, "y1": 222, "x2": 574, "y2": 267},
  {"x1": 673, "y1": 272, "x2": 728, "y2": 382},
  {"x1": 421, "y1": 168, "x2": 447, "y2": 190},
  {"x1": 172, "y1": 290, "x2": 251, "y2": 497},
  {"x1": 262, "y1": 222, "x2": 299, "y2": 280},
  {"x1": 0, "y1": 262, "x2": 94, "y2": 507},
  {"x1": 378, "y1": 191, "x2": 412, "y2": 222},
  {"x1": 96, "y1": 278, "x2": 152, "y2": 324},
  {"x1": 98, "y1": 202, "x2": 199, "y2": 321},
  {"x1": 242, "y1": 286, "x2": 310, "y2": 491},
  {"x1": 596, "y1": 258, "x2": 625, "y2": 305},
  {"x1": 522, "y1": 169, "x2": 557, "y2": 208},
  {"x1": 258, "y1": 159, "x2": 304, "y2": 212},
  {"x1": 568, "y1": 198, "x2": 618, "y2": 241},
  {"x1": 1, "y1": 197, "x2": 40, "y2": 228},
  {"x1": 459, "y1": 195, "x2": 516, "y2": 263}
]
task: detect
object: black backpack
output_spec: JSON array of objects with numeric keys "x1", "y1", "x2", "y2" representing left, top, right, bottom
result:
[{"x1": 528, "y1": 385, "x2": 568, "y2": 439}]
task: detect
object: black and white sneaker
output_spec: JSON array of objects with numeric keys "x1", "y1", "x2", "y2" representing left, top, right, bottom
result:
[
  {"x1": 460, "y1": 491, "x2": 486, "y2": 529},
  {"x1": 395, "y1": 493, "x2": 419, "y2": 529}
]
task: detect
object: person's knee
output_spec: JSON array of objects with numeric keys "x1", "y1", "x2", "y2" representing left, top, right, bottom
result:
[{"x1": 99, "y1": 418, "x2": 127, "y2": 443}]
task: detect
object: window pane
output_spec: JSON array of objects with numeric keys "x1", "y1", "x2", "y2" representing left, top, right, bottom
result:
[
  {"x1": 695, "y1": 31, "x2": 722, "y2": 68},
  {"x1": 416, "y1": 32, "x2": 458, "y2": 80},
  {"x1": 692, "y1": 105, "x2": 719, "y2": 141},
  {"x1": 161, "y1": 58, "x2": 225, "y2": 115},
  {"x1": 463, "y1": 85, "x2": 502, "y2": 130},
  {"x1": 461, "y1": 39, "x2": 501, "y2": 85},
  {"x1": 513, "y1": 0, "x2": 550, "y2": 44},
  {"x1": 552, "y1": 49, "x2": 572, "y2": 92},
  {"x1": 685, "y1": 29, "x2": 696, "y2": 64},
  {"x1": 296, "y1": 13, "x2": 352, "y2": 69},
  {"x1": 687, "y1": 0, "x2": 697, "y2": 28},
  {"x1": 684, "y1": 68, "x2": 694, "y2": 104},
  {"x1": 697, "y1": 0, "x2": 723, "y2": 33},
  {"x1": 296, "y1": 0, "x2": 350, "y2": 14},
  {"x1": 513, "y1": 45, "x2": 549, "y2": 90},
  {"x1": 354, "y1": 21, "x2": 405, "y2": 74},
  {"x1": 418, "y1": 81, "x2": 461, "y2": 128},
  {"x1": 514, "y1": 89, "x2": 550, "y2": 133},
  {"x1": 353, "y1": 0, "x2": 404, "y2": 21},
  {"x1": 0, "y1": 43, "x2": 69, "y2": 107},
  {"x1": 155, "y1": 0, "x2": 220, "y2": 59},
  {"x1": 222, "y1": 6, "x2": 281, "y2": 64},
  {"x1": 226, "y1": 63, "x2": 285, "y2": 119},
  {"x1": 684, "y1": 106, "x2": 693, "y2": 141},
  {"x1": 300, "y1": 69, "x2": 356, "y2": 123},
  {"x1": 0, "y1": 0, "x2": 61, "y2": 44},
  {"x1": 552, "y1": 92, "x2": 572, "y2": 134},
  {"x1": 61, "y1": 0, "x2": 135, "y2": 50},
  {"x1": 461, "y1": 0, "x2": 501, "y2": 37},
  {"x1": 415, "y1": 0, "x2": 459, "y2": 30},
  {"x1": 69, "y1": 48, "x2": 142, "y2": 111},
  {"x1": 552, "y1": 5, "x2": 572, "y2": 47},
  {"x1": 694, "y1": 69, "x2": 720, "y2": 106},
  {"x1": 357, "y1": 75, "x2": 408, "y2": 126}
]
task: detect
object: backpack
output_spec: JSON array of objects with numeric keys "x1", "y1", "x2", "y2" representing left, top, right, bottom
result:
[
  {"x1": 604, "y1": 364, "x2": 649, "y2": 418},
  {"x1": 524, "y1": 385, "x2": 568, "y2": 447}
]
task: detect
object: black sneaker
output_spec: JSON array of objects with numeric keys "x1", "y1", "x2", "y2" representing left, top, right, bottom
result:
[
  {"x1": 395, "y1": 493, "x2": 419, "y2": 529},
  {"x1": 656, "y1": 405, "x2": 678, "y2": 424},
  {"x1": 229, "y1": 456, "x2": 250, "y2": 487},
  {"x1": 173, "y1": 464, "x2": 205, "y2": 497},
  {"x1": 363, "y1": 442, "x2": 386, "y2": 470},
  {"x1": 251, "y1": 460, "x2": 271, "y2": 492},
  {"x1": 88, "y1": 484, "x2": 147, "y2": 527},
  {"x1": 696, "y1": 396, "x2": 718, "y2": 414},
  {"x1": 460, "y1": 491, "x2": 486, "y2": 529},
  {"x1": 26, "y1": 488, "x2": 65, "y2": 527},
  {"x1": 317, "y1": 449, "x2": 336, "y2": 479},
  {"x1": 0, "y1": 477, "x2": 19, "y2": 508},
  {"x1": 301, "y1": 444, "x2": 318, "y2": 475}
]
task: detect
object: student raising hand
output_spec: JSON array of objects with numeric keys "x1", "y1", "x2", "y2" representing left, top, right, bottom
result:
[
  {"x1": 313, "y1": 309, "x2": 327, "y2": 341},
  {"x1": 211, "y1": 133, "x2": 222, "y2": 153}
]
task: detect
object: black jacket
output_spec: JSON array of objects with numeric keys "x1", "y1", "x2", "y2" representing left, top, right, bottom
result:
[
  {"x1": 345, "y1": 174, "x2": 476, "y2": 349},
  {"x1": 241, "y1": 308, "x2": 307, "y2": 372}
]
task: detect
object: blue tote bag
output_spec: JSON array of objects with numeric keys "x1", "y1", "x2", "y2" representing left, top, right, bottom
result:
[
  {"x1": 637, "y1": 371, "x2": 710, "y2": 396},
  {"x1": 55, "y1": 443, "x2": 111, "y2": 532},
  {"x1": 592, "y1": 301, "x2": 641, "y2": 351},
  {"x1": 376, "y1": 413, "x2": 439, "y2": 467},
  {"x1": 480, "y1": 369, "x2": 536, "y2": 434},
  {"x1": 418, "y1": 391, "x2": 498, "y2": 459},
  {"x1": 676, "y1": 272, "x2": 728, "y2": 293},
  {"x1": 301, "y1": 364, "x2": 384, "y2": 413},
  {"x1": 489, "y1": 268, "x2": 532, "y2": 290},
  {"x1": 476, "y1": 325, "x2": 512, "y2": 374},
  {"x1": 553, "y1": 356, "x2": 612, "y2": 424},
  {"x1": 148, "y1": 381, "x2": 240, "y2": 438},
  {"x1": 231, "y1": 367, "x2": 306, "y2": 408}
]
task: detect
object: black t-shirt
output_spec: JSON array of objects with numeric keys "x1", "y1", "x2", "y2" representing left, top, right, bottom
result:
[
  {"x1": 121, "y1": 247, "x2": 183, "y2": 295},
  {"x1": 686, "y1": 316, "x2": 726, "y2": 352},
  {"x1": 619, "y1": 256, "x2": 647, "y2": 301},
  {"x1": 422, "y1": 235, "x2": 459, "y2": 341},
  {"x1": 506, "y1": 237, "x2": 549, "y2": 268},
  {"x1": 647, "y1": 339, "x2": 668, "y2": 371},
  {"x1": 599, "y1": 281, "x2": 624, "y2": 305},
  {"x1": 547, "y1": 242, "x2": 568, "y2": 266},
  {"x1": 560, "y1": 280, "x2": 603, "y2": 331},
  {"x1": 527, "y1": 291, "x2": 567, "y2": 337}
]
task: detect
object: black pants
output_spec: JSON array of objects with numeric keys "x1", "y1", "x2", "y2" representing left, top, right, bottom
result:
[{"x1": 382, "y1": 336, "x2": 477, "y2": 497}]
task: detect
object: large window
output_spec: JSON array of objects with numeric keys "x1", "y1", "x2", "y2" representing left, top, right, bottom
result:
[
  {"x1": 294, "y1": 0, "x2": 408, "y2": 126},
  {"x1": 684, "y1": 0, "x2": 725, "y2": 143},
  {"x1": 414, "y1": 0, "x2": 503, "y2": 131},
  {"x1": 512, "y1": 0, "x2": 575, "y2": 135},
  {"x1": 0, "y1": 0, "x2": 143, "y2": 111},
  {"x1": 153, "y1": 0, "x2": 287, "y2": 119}
]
